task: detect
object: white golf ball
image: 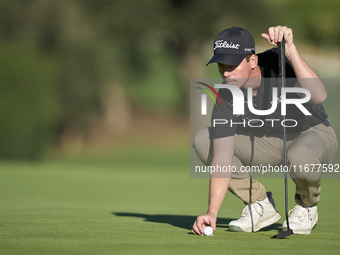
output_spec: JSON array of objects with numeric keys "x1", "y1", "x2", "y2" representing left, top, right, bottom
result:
[{"x1": 203, "y1": 226, "x2": 213, "y2": 236}]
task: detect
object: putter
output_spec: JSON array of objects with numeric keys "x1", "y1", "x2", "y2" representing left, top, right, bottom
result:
[{"x1": 271, "y1": 41, "x2": 294, "y2": 239}]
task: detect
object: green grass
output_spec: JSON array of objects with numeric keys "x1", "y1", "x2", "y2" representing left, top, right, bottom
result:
[{"x1": 1, "y1": 145, "x2": 340, "y2": 255}]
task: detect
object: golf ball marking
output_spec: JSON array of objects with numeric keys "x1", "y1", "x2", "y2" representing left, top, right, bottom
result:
[{"x1": 204, "y1": 226, "x2": 213, "y2": 236}]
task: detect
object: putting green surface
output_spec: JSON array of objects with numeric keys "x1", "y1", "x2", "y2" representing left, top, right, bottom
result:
[{"x1": 1, "y1": 145, "x2": 340, "y2": 255}]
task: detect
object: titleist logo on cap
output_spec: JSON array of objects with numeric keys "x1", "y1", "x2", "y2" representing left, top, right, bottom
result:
[{"x1": 214, "y1": 40, "x2": 240, "y2": 50}]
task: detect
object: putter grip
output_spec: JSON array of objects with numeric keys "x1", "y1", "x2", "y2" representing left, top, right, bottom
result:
[{"x1": 278, "y1": 41, "x2": 285, "y2": 88}]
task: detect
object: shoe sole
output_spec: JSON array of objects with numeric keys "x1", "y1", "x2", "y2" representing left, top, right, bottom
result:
[
  {"x1": 282, "y1": 224, "x2": 317, "y2": 235},
  {"x1": 282, "y1": 222, "x2": 317, "y2": 235},
  {"x1": 229, "y1": 212, "x2": 281, "y2": 232}
]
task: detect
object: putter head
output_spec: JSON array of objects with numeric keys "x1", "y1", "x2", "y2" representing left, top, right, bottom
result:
[{"x1": 271, "y1": 229, "x2": 294, "y2": 239}]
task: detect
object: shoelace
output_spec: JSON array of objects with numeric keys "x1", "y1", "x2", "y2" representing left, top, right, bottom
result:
[
  {"x1": 288, "y1": 205, "x2": 310, "y2": 223},
  {"x1": 242, "y1": 202, "x2": 264, "y2": 217}
]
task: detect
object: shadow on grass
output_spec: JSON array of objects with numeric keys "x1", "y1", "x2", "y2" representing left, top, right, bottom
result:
[
  {"x1": 112, "y1": 212, "x2": 234, "y2": 231},
  {"x1": 111, "y1": 212, "x2": 282, "y2": 233}
]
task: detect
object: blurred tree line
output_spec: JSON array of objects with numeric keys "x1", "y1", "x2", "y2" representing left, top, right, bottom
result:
[{"x1": 0, "y1": 0, "x2": 339, "y2": 159}]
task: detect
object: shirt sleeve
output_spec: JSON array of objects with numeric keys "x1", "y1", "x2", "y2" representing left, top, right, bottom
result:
[
  {"x1": 210, "y1": 100, "x2": 237, "y2": 139},
  {"x1": 258, "y1": 47, "x2": 296, "y2": 79}
]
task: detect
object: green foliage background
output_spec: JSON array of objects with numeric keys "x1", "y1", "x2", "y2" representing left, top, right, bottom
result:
[
  {"x1": 0, "y1": 0, "x2": 340, "y2": 159},
  {"x1": 1, "y1": 2, "x2": 340, "y2": 254}
]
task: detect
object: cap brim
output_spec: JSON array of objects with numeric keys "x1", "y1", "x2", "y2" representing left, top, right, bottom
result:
[{"x1": 206, "y1": 54, "x2": 246, "y2": 66}]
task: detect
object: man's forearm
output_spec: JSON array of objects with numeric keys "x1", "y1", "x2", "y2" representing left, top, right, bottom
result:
[
  {"x1": 206, "y1": 173, "x2": 231, "y2": 217},
  {"x1": 207, "y1": 136, "x2": 234, "y2": 217}
]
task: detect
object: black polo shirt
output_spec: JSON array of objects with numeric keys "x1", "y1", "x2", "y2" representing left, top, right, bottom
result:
[{"x1": 210, "y1": 48, "x2": 328, "y2": 139}]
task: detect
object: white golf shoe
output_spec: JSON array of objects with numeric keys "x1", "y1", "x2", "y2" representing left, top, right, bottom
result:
[
  {"x1": 282, "y1": 204, "x2": 318, "y2": 234},
  {"x1": 229, "y1": 195, "x2": 281, "y2": 232}
]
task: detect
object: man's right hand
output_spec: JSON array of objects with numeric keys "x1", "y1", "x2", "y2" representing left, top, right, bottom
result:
[
  {"x1": 191, "y1": 136, "x2": 234, "y2": 235},
  {"x1": 191, "y1": 213, "x2": 217, "y2": 235}
]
